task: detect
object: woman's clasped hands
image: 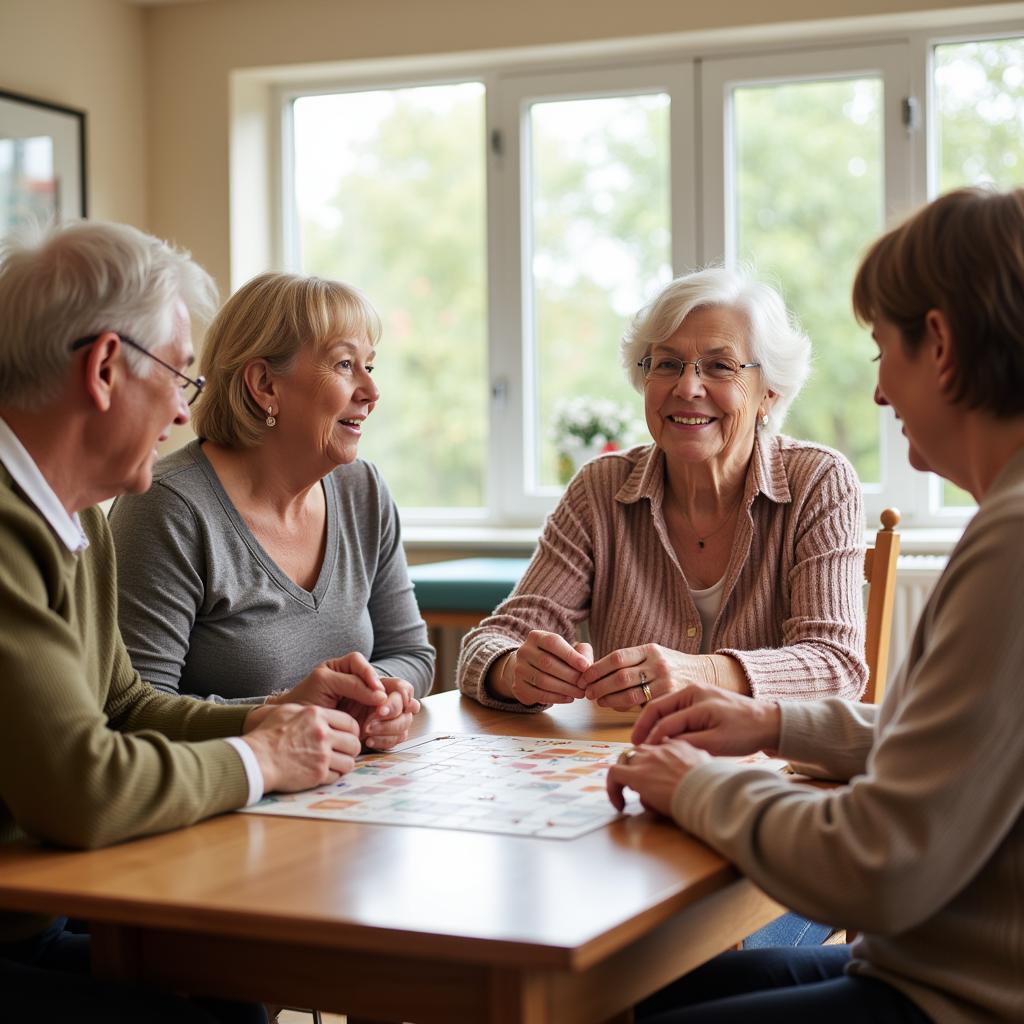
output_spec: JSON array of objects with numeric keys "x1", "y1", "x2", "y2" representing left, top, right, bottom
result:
[
  {"x1": 496, "y1": 635, "x2": 729, "y2": 709},
  {"x1": 264, "y1": 651, "x2": 421, "y2": 752},
  {"x1": 606, "y1": 684, "x2": 782, "y2": 816}
]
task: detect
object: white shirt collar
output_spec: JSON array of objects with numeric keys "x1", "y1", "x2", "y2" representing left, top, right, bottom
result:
[{"x1": 0, "y1": 417, "x2": 89, "y2": 553}]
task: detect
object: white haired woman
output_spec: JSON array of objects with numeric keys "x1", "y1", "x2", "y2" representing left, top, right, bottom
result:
[
  {"x1": 606, "y1": 185, "x2": 1024, "y2": 1024},
  {"x1": 109, "y1": 272, "x2": 433, "y2": 751},
  {"x1": 458, "y1": 268, "x2": 866, "y2": 949},
  {"x1": 459, "y1": 267, "x2": 865, "y2": 712}
]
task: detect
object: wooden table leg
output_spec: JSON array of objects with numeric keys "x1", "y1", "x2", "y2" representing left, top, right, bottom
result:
[
  {"x1": 489, "y1": 969, "x2": 547, "y2": 1024},
  {"x1": 89, "y1": 923, "x2": 143, "y2": 982}
]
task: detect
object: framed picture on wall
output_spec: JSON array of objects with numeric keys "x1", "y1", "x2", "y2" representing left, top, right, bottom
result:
[{"x1": 0, "y1": 88, "x2": 87, "y2": 233}]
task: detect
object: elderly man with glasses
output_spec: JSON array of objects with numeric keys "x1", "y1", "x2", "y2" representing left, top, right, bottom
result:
[{"x1": 0, "y1": 221, "x2": 385, "y2": 1023}]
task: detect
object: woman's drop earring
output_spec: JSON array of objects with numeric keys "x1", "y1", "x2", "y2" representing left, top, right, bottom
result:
[
  {"x1": 266, "y1": 407, "x2": 276, "y2": 427},
  {"x1": 759, "y1": 413, "x2": 769, "y2": 429}
]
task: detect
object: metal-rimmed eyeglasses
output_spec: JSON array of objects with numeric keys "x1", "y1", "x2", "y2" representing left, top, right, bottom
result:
[
  {"x1": 637, "y1": 354, "x2": 761, "y2": 383},
  {"x1": 70, "y1": 333, "x2": 206, "y2": 405}
]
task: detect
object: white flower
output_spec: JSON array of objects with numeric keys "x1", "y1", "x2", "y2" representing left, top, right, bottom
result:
[{"x1": 551, "y1": 396, "x2": 641, "y2": 453}]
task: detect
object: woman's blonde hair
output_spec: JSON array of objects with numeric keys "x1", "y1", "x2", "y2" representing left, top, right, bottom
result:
[{"x1": 192, "y1": 272, "x2": 381, "y2": 447}]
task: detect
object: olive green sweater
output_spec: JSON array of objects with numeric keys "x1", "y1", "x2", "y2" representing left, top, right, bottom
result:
[{"x1": 0, "y1": 467, "x2": 251, "y2": 940}]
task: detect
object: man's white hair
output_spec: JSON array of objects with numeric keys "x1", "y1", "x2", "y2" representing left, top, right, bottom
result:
[{"x1": 0, "y1": 220, "x2": 217, "y2": 408}]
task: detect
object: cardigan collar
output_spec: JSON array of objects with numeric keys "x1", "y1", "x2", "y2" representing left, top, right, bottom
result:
[{"x1": 614, "y1": 432, "x2": 793, "y2": 511}]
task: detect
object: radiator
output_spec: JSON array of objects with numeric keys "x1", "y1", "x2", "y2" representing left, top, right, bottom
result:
[{"x1": 887, "y1": 556, "x2": 946, "y2": 680}]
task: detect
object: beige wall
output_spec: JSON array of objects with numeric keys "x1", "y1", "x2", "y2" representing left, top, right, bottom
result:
[
  {"x1": 0, "y1": 0, "x2": 147, "y2": 226},
  {"x1": 1, "y1": 0, "x2": 1017, "y2": 293},
  {"x1": 145, "y1": 0, "x2": 1020, "y2": 296}
]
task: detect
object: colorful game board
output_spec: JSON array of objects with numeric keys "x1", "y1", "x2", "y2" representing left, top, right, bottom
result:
[{"x1": 239, "y1": 732, "x2": 637, "y2": 839}]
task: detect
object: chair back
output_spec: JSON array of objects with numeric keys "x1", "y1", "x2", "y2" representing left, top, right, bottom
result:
[{"x1": 863, "y1": 508, "x2": 901, "y2": 703}]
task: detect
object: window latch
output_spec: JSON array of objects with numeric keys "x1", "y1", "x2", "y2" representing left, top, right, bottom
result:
[{"x1": 901, "y1": 97, "x2": 919, "y2": 131}]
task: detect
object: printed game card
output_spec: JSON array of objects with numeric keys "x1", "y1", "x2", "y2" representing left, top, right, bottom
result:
[
  {"x1": 239, "y1": 733, "x2": 791, "y2": 839},
  {"x1": 240, "y1": 733, "x2": 636, "y2": 839}
]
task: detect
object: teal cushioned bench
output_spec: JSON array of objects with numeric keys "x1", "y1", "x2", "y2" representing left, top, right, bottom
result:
[
  {"x1": 408, "y1": 558, "x2": 532, "y2": 692},
  {"x1": 408, "y1": 557, "x2": 531, "y2": 621}
]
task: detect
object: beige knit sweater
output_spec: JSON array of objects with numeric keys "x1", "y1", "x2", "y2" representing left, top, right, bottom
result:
[
  {"x1": 459, "y1": 434, "x2": 867, "y2": 709},
  {"x1": 673, "y1": 447, "x2": 1024, "y2": 1023}
]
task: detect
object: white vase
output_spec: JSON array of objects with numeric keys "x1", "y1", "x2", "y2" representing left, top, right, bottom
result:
[{"x1": 557, "y1": 440, "x2": 614, "y2": 483}]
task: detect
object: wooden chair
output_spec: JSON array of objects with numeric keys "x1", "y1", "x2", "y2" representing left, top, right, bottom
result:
[
  {"x1": 863, "y1": 508, "x2": 901, "y2": 704},
  {"x1": 821, "y1": 509, "x2": 903, "y2": 948}
]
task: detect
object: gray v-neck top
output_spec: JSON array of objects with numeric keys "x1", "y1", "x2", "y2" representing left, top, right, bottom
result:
[{"x1": 108, "y1": 441, "x2": 434, "y2": 702}]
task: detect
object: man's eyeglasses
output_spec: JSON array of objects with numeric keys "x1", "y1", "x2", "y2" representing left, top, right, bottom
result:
[
  {"x1": 637, "y1": 354, "x2": 761, "y2": 383},
  {"x1": 70, "y1": 333, "x2": 206, "y2": 405}
]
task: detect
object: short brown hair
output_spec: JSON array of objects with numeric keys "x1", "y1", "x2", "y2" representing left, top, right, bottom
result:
[
  {"x1": 192, "y1": 272, "x2": 381, "y2": 447},
  {"x1": 852, "y1": 186, "x2": 1024, "y2": 417}
]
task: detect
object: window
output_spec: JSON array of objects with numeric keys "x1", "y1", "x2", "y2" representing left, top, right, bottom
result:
[
  {"x1": 932, "y1": 34, "x2": 1024, "y2": 511},
  {"x1": 527, "y1": 92, "x2": 671, "y2": 488},
  {"x1": 289, "y1": 83, "x2": 488, "y2": 511},
  {"x1": 701, "y1": 44, "x2": 912, "y2": 525},
  {"x1": 267, "y1": 14, "x2": 1024, "y2": 531}
]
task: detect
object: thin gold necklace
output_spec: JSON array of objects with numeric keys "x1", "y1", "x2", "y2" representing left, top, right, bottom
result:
[{"x1": 678, "y1": 491, "x2": 744, "y2": 550}]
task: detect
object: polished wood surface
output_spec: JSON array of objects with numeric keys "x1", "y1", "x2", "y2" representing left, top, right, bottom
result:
[{"x1": 0, "y1": 692, "x2": 782, "y2": 1023}]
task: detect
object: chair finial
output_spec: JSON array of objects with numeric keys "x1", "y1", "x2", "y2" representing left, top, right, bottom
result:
[{"x1": 880, "y1": 508, "x2": 901, "y2": 531}]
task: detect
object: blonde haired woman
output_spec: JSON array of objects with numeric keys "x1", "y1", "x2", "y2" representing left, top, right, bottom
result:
[{"x1": 109, "y1": 272, "x2": 432, "y2": 749}]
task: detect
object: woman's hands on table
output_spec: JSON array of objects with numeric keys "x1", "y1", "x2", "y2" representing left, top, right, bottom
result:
[
  {"x1": 261, "y1": 652, "x2": 421, "y2": 750},
  {"x1": 605, "y1": 684, "x2": 782, "y2": 815}
]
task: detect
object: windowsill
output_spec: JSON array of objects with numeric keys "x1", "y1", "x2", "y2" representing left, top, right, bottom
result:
[
  {"x1": 402, "y1": 524, "x2": 963, "y2": 558},
  {"x1": 403, "y1": 525, "x2": 541, "y2": 556},
  {"x1": 891, "y1": 528, "x2": 963, "y2": 557}
]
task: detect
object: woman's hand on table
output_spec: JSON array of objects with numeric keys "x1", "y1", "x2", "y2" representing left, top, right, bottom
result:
[
  {"x1": 489, "y1": 632, "x2": 593, "y2": 705},
  {"x1": 633, "y1": 684, "x2": 782, "y2": 757},
  {"x1": 578, "y1": 645, "x2": 748, "y2": 710},
  {"x1": 607, "y1": 687, "x2": 782, "y2": 814},
  {"x1": 269, "y1": 652, "x2": 387, "y2": 710},
  {"x1": 264, "y1": 653, "x2": 420, "y2": 751},
  {"x1": 355, "y1": 676, "x2": 421, "y2": 751},
  {"x1": 606, "y1": 739, "x2": 711, "y2": 815}
]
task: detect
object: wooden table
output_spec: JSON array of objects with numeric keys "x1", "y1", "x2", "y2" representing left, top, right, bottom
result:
[{"x1": 0, "y1": 692, "x2": 781, "y2": 1023}]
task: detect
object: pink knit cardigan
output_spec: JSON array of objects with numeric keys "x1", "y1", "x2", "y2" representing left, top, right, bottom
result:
[{"x1": 458, "y1": 435, "x2": 867, "y2": 711}]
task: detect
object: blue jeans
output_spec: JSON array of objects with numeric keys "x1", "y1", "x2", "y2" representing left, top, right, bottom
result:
[
  {"x1": 635, "y1": 945, "x2": 932, "y2": 1023},
  {"x1": 0, "y1": 917, "x2": 267, "y2": 1024},
  {"x1": 743, "y1": 910, "x2": 833, "y2": 948}
]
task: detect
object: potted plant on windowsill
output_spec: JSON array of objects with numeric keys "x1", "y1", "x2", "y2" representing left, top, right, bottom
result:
[{"x1": 552, "y1": 397, "x2": 641, "y2": 485}]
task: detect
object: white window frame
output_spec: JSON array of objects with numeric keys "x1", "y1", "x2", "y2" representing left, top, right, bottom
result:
[
  {"x1": 700, "y1": 42, "x2": 917, "y2": 527},
  {"x1": 242, "y1": 7, "x2": 1024, "y2": 536},
  {"x1": 913, "y1": 22, "x2": 1024, "y2": 523},
  {"x1": 278, "y1": 71, "x2": 496, "y2": 524},
  {"x1": 489, "y1": 62, "x2": 696, "y2": 524}
]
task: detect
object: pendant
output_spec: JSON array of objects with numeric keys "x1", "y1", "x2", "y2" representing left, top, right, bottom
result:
[{"x1": 698, "y1": 539, "x2": 705, "y2": 549}]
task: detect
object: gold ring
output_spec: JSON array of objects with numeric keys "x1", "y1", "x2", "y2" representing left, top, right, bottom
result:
[
  {"x1": 617, "y1": 747, "x2": 639, "y2": 767},
  {"x1": 641, "y1": 682, "x2": 652, "y2": 704}
]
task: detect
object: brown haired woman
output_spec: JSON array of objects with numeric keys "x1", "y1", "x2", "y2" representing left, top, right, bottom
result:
[
  {"x1": 109, "y1": 272, "x2": 433, "y2": 750},
  {"x1": 608, "y1": 187, "x2": 1024, "y2": 1022}
]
